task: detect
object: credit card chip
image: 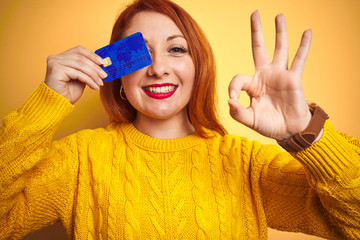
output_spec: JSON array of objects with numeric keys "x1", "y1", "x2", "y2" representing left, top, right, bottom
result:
[{"x1": 103, "y1": 57, "x2": 112, "y2": 67}]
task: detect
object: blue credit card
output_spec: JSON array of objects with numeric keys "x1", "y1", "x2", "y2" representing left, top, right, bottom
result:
[{"x1": 95, "y1": 32, "x2": 152, "y2": 82}]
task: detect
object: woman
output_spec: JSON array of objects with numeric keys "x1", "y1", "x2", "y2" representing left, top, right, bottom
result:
[{"x1": 0, "y1": 0, "x2": 359, "y2": 239}]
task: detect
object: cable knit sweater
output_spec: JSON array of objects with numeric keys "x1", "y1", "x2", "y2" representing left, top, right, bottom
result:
[{"x1": 0, "y1": 82, "x2": 359, "y2": 240}]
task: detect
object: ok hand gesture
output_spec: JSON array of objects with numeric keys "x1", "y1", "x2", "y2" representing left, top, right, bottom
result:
[{"x1": 228, "y1": 11, "x2": 312, "y2": 140}]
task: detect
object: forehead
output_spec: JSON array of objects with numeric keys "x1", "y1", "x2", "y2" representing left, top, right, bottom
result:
[{"x1": 123, "y1": 11, "x2": 183, "y2": 38}]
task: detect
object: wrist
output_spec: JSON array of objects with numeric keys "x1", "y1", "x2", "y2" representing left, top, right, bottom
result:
[{"x1": 277, "y1": 103, "x2": 329, "y2": 152}]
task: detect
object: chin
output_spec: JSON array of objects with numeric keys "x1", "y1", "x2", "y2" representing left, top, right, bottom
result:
[
  {"x1": 138, "y1": 105, "x2": 188, "y2": 122},
  {"x1": 146, "y1": 111, "x2": 178, "y2": 120}
]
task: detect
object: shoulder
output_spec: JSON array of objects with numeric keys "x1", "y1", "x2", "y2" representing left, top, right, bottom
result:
[{"x1": 53, "y1": 122, "x2": 125, "y2": 150}]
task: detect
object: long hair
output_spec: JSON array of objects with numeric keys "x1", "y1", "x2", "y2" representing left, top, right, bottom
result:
[{"x1": 100, "y1": 0, "x2": 227, "y2": 137}]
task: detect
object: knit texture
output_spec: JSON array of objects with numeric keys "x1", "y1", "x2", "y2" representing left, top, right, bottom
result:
[{"x1": 1, "y1": 83, "x2": 359, "y2": 239}]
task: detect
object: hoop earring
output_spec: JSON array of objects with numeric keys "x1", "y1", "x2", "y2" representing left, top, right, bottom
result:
[{"x1": 120, "y1": 85, "x2": 127, "y2": 101}]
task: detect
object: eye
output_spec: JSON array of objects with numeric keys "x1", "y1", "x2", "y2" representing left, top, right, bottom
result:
[{"x1": 170, "y1": 46, "x2": 188, "y2": 54}]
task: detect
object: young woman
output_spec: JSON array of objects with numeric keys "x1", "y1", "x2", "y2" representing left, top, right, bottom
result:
[{"x1": 1, "y1": 0, "x2": 359, "y2": 239}]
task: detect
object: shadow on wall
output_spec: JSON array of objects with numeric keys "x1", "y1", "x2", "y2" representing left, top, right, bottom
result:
[{"x1": 22, "y1": 222, "x2": 68, "y2": 240}]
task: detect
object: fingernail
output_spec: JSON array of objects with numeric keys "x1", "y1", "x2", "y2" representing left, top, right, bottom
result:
[
  {"x1": 230, "y1": 90, "x2": 237, "y2": 99},
  {"x1": 100, "y1": 69, "x2": 108, "y2": 78},
  {"x1": 97, "y1": 56, "x2": 104, "y2": 65},
  {"x1": 98, "y1": 78, "x2": 104, "y2": 86}
]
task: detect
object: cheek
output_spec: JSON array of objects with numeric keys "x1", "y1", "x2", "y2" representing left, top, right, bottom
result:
[
  {"x1": 121, "y1": 68, "x2": 147, "y2": 93},
  {"x1": 174, "y1": 59, "x2": 196, "y2": 86},
  {"x1": 122, "y1": 67, "x2": 146, "y2": 85}
]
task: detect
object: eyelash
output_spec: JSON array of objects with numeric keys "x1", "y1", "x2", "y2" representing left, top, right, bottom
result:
[{"x1": 170, "y1": 46, "x2": 188, "y2": 54}]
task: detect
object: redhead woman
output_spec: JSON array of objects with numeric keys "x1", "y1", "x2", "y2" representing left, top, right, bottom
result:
[{"x1": 0, "y1": 0, "x2": 359, "y2": 239}]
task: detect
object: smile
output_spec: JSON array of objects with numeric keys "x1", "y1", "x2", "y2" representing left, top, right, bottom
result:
[
  {"x1": 145, "y1": 85, "x2": 176, "y2": 93},
  {"x1": 142, "y1": 84, "x2": 178, "y2": 99}
]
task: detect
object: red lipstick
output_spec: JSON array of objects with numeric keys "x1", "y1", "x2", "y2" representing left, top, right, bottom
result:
[{"x1": 142, "y1": 83, "x2": 178, "y2": 99}]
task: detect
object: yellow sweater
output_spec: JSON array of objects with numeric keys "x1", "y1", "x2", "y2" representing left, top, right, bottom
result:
[{"x1": 0, "y1": 83, "x2": 359, "y2": 240}]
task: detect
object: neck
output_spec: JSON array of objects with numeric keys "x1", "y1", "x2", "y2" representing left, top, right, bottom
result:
[{"x1": 133, "y1": 111, "x2": 194, "y2": 139}]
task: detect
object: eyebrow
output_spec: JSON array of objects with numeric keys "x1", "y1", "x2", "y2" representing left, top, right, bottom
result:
[
  {"x1": 144, "y1": 34, "x2": 185, "y2": 44},
  {"x1": 167, "y1": 35, "x2": 185, "y2": 41}
]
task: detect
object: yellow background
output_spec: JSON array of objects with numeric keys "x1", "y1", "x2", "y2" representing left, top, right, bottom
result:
[{"x1": 1, "y1": 0, "x2": 359, "y2": 239}]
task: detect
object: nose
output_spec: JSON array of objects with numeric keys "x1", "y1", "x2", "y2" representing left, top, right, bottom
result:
[{"x1": 147, "y1": 51, "x2": 169, "y2": 78}]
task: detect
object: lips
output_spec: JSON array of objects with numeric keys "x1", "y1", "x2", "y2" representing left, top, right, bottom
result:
[{"x1": 142, "y1": 83, "x2": 178, "y2": 99}]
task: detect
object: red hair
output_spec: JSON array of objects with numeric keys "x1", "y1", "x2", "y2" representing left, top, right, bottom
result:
[{"x1": 100, "y1": 0, "x2": 227, "y2": 137}]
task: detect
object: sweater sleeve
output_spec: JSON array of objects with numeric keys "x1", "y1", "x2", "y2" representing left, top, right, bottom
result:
[
  {"x1": 0, "y1": 83, "x2": 79, "y2": 239},
  {"x1": 257, "y1": 121, "x2": 360, "y2": 239}
]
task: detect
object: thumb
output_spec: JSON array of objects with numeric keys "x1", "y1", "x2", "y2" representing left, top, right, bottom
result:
[{"x1": 228, "y1": 99, "x2": 254, "y2": 129}]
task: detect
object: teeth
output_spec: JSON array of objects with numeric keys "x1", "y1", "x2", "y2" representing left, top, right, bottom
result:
[{"x1": 147, "y1": 85, "x2": 175, "y2": 93}]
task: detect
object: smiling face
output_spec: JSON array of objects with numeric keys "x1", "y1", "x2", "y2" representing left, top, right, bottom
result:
[{"x1": 121, "y1": 11, "x2": 195, "y2": 127}]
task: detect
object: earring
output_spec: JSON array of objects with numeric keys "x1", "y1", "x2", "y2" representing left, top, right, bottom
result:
[{"x1": 120, "y1": 85, "x2": 127, "y2": 101}]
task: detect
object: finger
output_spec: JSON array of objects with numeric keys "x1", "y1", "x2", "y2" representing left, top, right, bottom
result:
[
  {"x1": 60, "y1": 55, "x2": 106, "y2": 86},
  {"x1": 68, "y1": 46, "x2": 104, "y2": 66},
  {"x1": 73, "y1": 54, "x2": 107, "y2": 85},
  {"x1": 272, "y1": 14, "x2": 289, "y2": 69},
  {"x1": 290, "y1": 29, "x2": 312, "y2": 75},
  {"x1": 251, "y1": 10, "x2": 271, "y2": 68},
  {"x1": 228, "y1": 99, "x2": 254, "y2": 128},
  {"x1": 228, "y1": 74, "x2": 253, "y2": 99},
  {"x1": 63, "y1": 66, "x2": 99, "y2": 90}
]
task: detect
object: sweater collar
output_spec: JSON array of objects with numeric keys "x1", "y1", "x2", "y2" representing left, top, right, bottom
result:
[{"x1": 119, "y1": 123, "x2": 205, "y2": 152}]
